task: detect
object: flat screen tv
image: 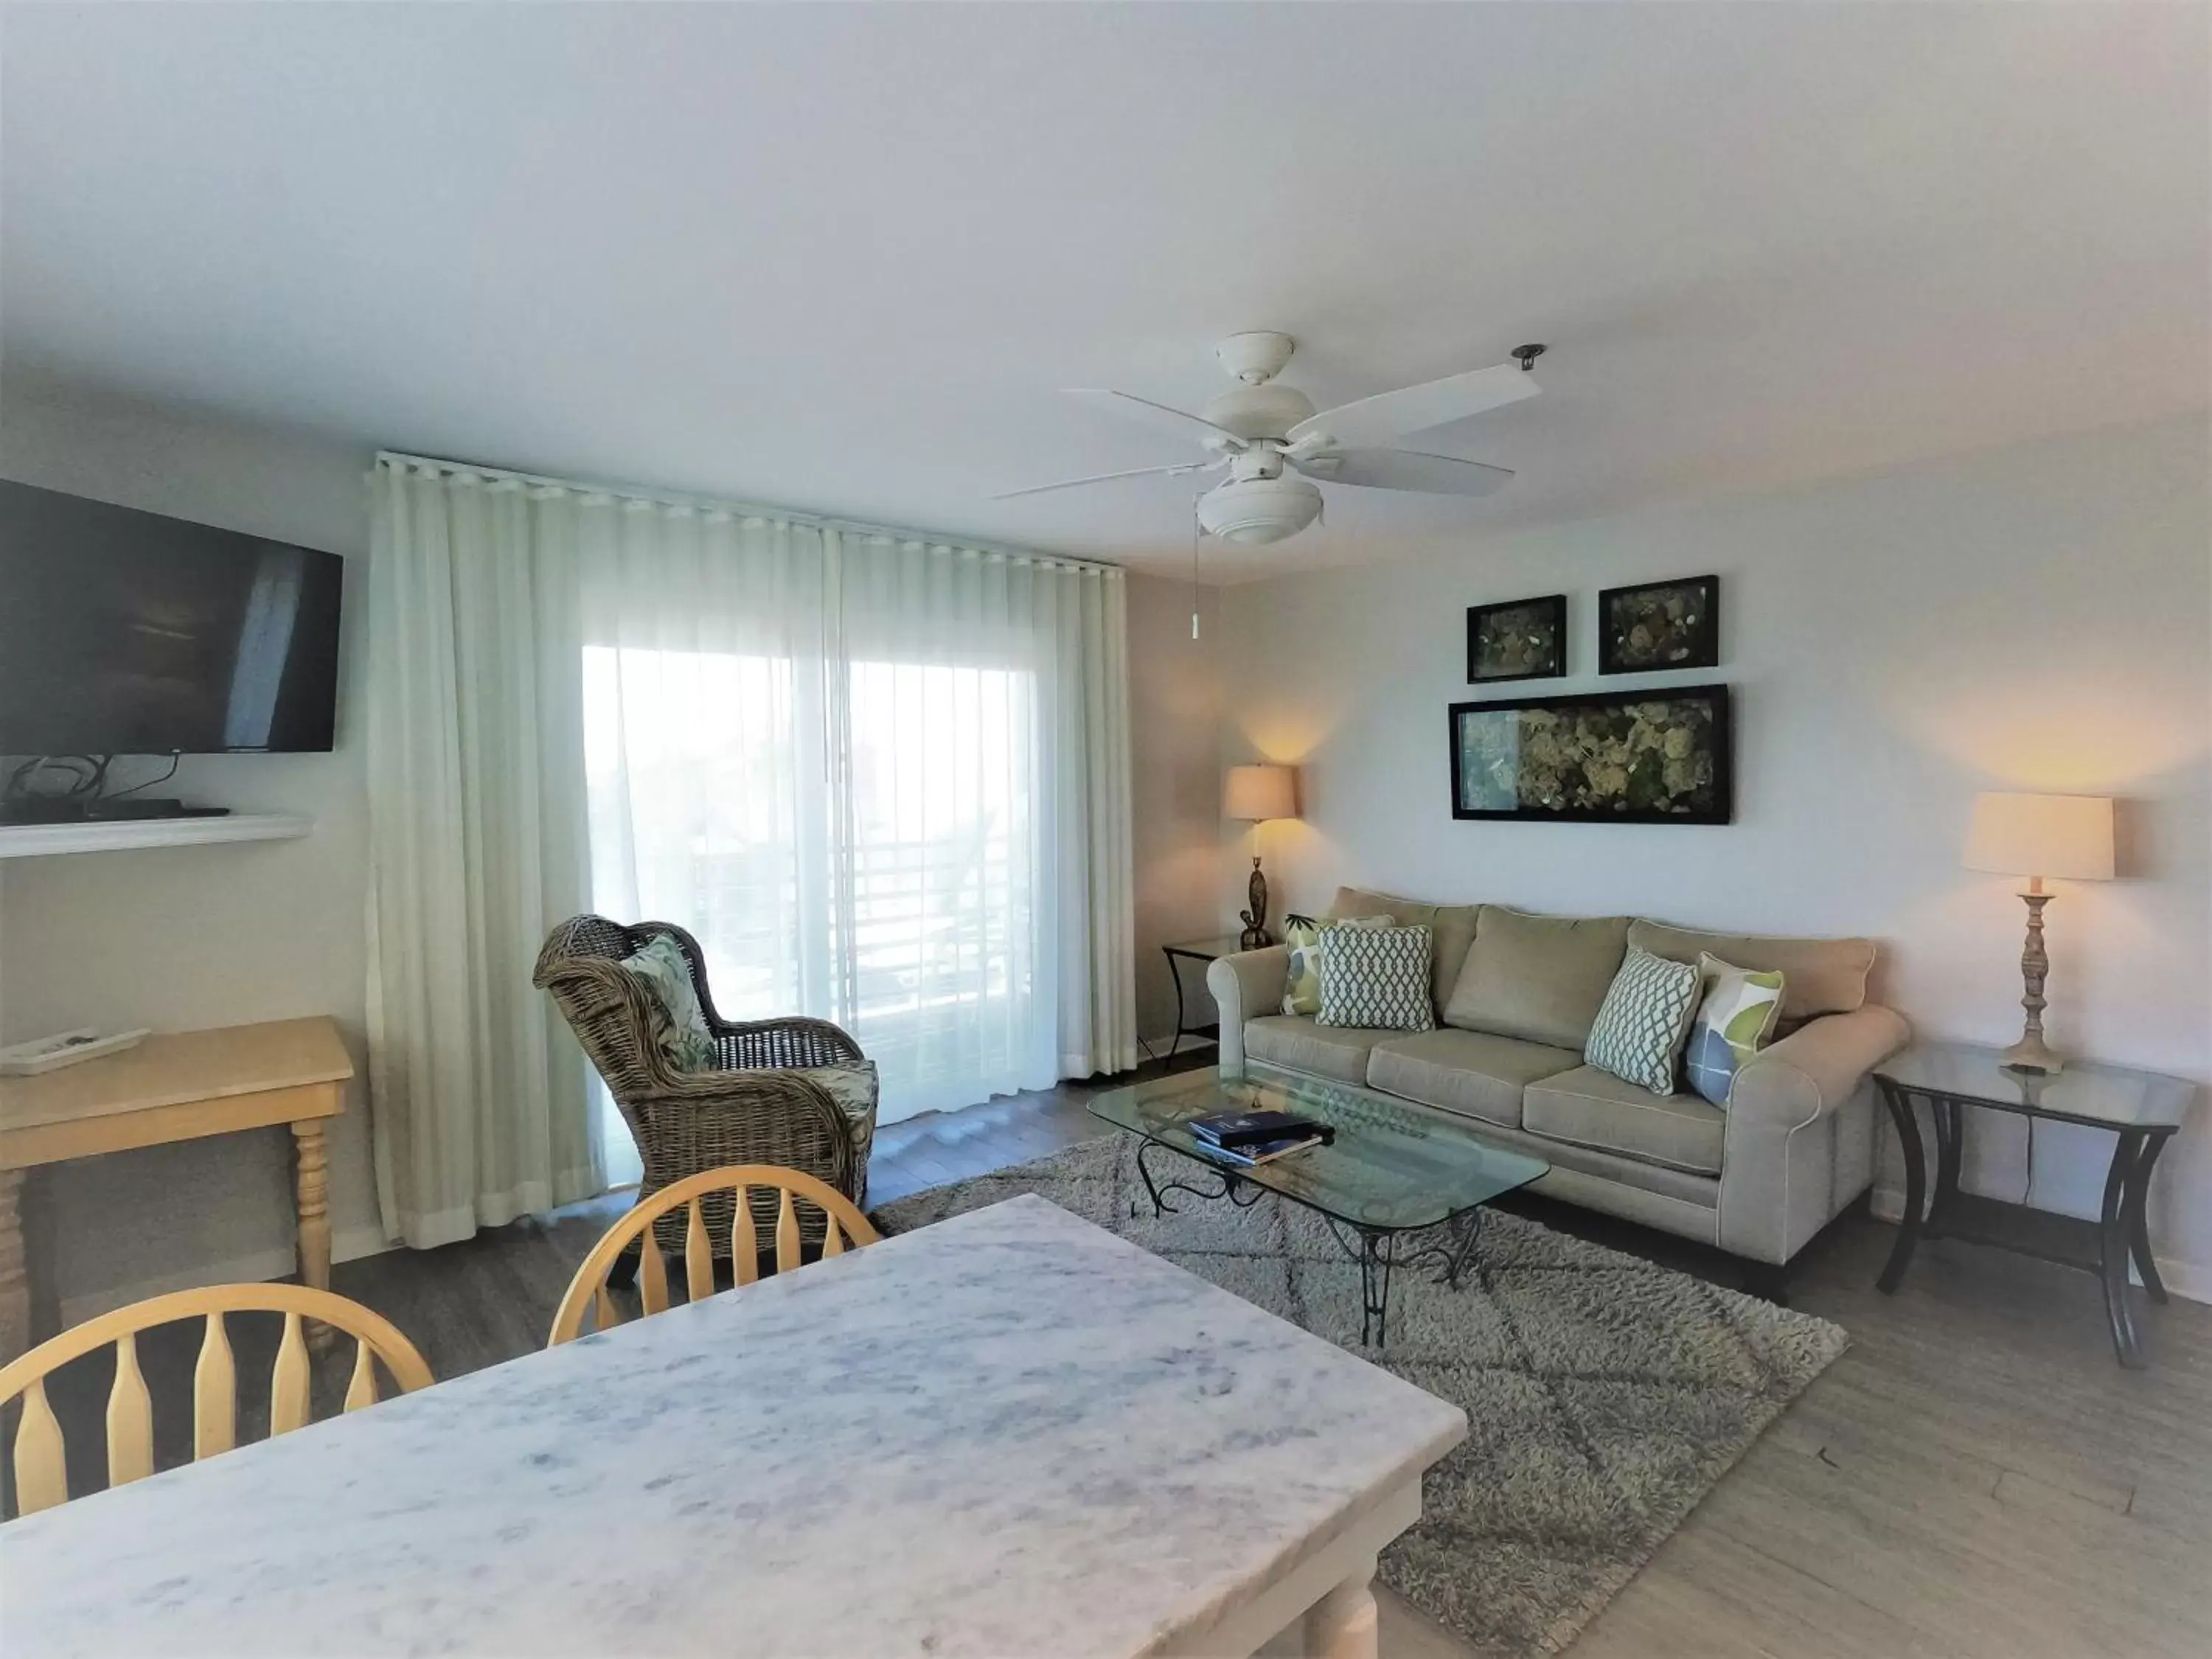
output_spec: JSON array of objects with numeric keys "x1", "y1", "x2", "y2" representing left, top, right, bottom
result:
[{"x1": 0, "y1": 479, "x2": 344, "y2": 754}]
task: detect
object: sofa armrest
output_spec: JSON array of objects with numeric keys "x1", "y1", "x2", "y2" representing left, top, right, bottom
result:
[
  {"x1": 1731, "y1": 1006, "x2": 1911, "y2": 1130},
  {"x1": 1206, "y1": 947, "x2": 1290, "y2": 1069},
  {"x1": 1717, "y1": 1004, "x2": 1910, "y2": 1266}
]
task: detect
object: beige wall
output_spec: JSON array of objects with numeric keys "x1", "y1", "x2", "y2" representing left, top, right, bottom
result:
[
  {"x1": 1217, "y1": 415, "x2": 2212, "y2": 1292},
  {"x1": 0, "y1": 384, "x2": 1231, "y2": 1315},
  {"x1": 1124, "y1": 573, "x2": 1225, "y2": 1052}
]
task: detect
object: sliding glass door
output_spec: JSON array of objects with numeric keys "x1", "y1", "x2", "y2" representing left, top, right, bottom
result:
[{"x1": 582, "y1": 634, "x2": 1051, "y2": 1138}]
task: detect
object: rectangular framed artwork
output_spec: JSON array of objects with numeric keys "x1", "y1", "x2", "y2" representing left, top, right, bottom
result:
[
  {"x1": 1598, "y1": 574, "x2": 1720, "y2": 674},
  {"x1": 1448, "y1": 684, "x2": 1733, "y2": 824},
  {"x1": 1466, "y1": 594, "x2": 1567, "y2": 684}
]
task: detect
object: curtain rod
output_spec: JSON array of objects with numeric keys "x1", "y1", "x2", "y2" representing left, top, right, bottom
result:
[{"x1": 374, "y1": 449, "x2": 1123, "y2": 578}]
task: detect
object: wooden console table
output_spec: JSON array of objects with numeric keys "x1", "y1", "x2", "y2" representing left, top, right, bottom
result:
[{"x1": 0, "y1": 1017, "x2": 352, "y2": 1363}]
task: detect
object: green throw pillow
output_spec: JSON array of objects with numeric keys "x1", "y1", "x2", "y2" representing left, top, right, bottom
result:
[
  {"x1": 620, "y1": 934, "x2": 717, "y2": 1072},
  {"x1": 1584, "y1": 945, "x2": 1703, "y2": 1096},
  {"x1": 1280, "y1": 913, "x2": 1392, "y2": 1016},
  {"x1": 1684, "y1": 953, "x2": 1786, "y2": 1106}
]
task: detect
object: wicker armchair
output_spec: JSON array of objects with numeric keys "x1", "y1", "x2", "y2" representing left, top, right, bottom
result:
[{"x1": 532, "y1": 917, "x2": 874, "y2": 1256}]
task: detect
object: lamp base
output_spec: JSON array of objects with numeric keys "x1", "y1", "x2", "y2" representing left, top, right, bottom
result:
[
  {"x1": 1238, "y1": 855, "x2": 1270, "y2": 952},
  {"x1": 2002, "y1": 888, "x2": 2062, "y2": 1074},
  {"x1": 2000, "y1": 1032, "x2": 2065, "y2": 1075}
]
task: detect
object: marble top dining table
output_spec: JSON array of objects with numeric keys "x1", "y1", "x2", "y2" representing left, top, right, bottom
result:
[{"x1": 2, "y1": 1194, "x2": 1468, "y2": 1658}]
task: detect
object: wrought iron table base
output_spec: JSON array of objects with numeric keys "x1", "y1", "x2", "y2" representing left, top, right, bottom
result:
[
  {"x1": 1133, "y1": 1140, "x2": 1482, "y2": 1347},
  {"x1": 1321, "y1": 1210, "x2": 1484, "y2": 1346},
  {"x1": 1136, "y1": 1139, "x2": 1268, "y2": 1216}
]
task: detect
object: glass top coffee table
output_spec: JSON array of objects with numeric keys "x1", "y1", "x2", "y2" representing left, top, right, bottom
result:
[{"x1": 1088, "y1": 1063, "x2": 1548, "y2": 1345}]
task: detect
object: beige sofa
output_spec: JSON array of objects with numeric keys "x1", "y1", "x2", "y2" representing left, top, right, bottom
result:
[{"x1": 1206, "y1": 888, "x2": 1910, "y2": 1281}]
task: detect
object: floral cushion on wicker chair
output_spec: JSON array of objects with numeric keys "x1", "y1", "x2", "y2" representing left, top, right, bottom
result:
[
  {"x1": 619, "y1": 935, "x2": 717, "y2": 1071},
  {"x1": 795, "y1": 1060, "x2": 880, "y2": 1180}
]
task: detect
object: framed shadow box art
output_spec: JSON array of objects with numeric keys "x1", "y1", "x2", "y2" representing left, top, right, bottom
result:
[
  {"x1": 1467, "y1": 594, "x2": 1567, "y2": 684},
  {"x1": 1449, "y1": 684, "x2": 1732, "y2": 824},
  {"x1": 1599, "y1": 575, "x2": 1719, "y2": 674}
]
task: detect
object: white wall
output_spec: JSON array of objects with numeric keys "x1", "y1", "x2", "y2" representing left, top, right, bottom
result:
[
  {"x1": 1218, "y1": 416, "x2": 2212, "y2": 1290},
  {"x1": 0, "y1": 380, "x2": 383, "y2": 1318}
]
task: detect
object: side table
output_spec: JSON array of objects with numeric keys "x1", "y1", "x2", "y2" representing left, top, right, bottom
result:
[
  {"x1": 0, "y1": 1017, "x2": 353, "y2": 1362},
  {"x1": 1160, "y1": 936, "x2": 1247, "y2": 1060},
  {"x1": 1873, "y1": 1042, "x2": 2198, "y2": 1368}
]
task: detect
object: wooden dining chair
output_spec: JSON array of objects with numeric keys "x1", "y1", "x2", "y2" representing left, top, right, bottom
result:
[
  {"x1": 549, "y1": 1164, "x2": 881, "y2": 1346},
  {"x1": 0, "y1": 1282, "x2": 434, "y2": 1518}
]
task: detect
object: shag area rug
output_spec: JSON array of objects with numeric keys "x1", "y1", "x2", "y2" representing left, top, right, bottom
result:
[{"x1": 874, "y1": 1135, "x2": 1848, "y2": 1658}]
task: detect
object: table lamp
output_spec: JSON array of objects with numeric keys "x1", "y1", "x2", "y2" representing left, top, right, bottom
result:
[
  {"x1": 1224, "y1": 764, "x2": 1299, "y2": 950},
  {"x1": 1962, "y1": 790, "x2": 2114, "y2": 1074}
]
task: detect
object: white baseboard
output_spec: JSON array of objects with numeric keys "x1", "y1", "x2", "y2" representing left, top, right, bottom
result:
[
  {"x1": 1868, "y1": 1185, "x2": 2210, "y2": 1307},
  {"x1": 2161, "y1": 1256, "x2": 2212, "y2": 1307},
  {"x1": 57, "y1": 1222, "x2": 394, "y2": 1327},
  {"x1": 60, "y1": 1245, "x2": 299, "y2": 1326},
  {"x1": 335, "y1": 1222, "x2": 392, "y2": 1265},
  {"x1": 1141, "y1": 1031, "x2": 1216, "y2": 1061}
]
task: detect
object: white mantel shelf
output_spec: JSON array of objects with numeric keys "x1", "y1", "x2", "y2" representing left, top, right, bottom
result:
[{"x1": 0, "y1": 812, "x2": 313, "y2": 860}]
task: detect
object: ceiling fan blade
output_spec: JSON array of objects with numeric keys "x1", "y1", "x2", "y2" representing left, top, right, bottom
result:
[
  {"x1": 1291, "y1": 448, "x2": 1514, "y2": 498},
  {"x1": 1286, "y1": 362, "x2": 1538, "y2": 451},
  {"x1": 992, "y1": 458, "x2": 1225, "y2": 501},
  {"x1": 1063, "y1": 388, "x2": 1248, "y2": 452}
]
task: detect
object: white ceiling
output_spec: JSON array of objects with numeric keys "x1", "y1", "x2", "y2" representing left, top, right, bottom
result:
[{"x1": 4, "y1": 3, "x2": 2205, "y2": 582}]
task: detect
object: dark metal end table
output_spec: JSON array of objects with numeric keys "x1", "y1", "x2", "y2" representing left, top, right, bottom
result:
[
  {"x1": 1160, "y1": 936, "x2": 1248, "y2": 1060},
  {"x1": 1873, "y1": 1043, "x2": 2198, "y2": 1368}
]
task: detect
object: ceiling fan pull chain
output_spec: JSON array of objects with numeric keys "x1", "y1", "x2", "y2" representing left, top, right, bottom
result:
[{"x1": 1190, "y1": 492, "x2": 1205, "y2": 639}]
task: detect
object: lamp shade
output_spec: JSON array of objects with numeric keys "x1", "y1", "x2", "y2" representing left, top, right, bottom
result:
[
  {"x1": 1223, "y1": 763, "x2": 1298, "y2": 823},
  {"x1": 1963, "y1": 792, "x2": 2114, "y2": 880}
]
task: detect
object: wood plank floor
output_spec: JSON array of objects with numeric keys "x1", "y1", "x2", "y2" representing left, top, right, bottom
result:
[{"x1": 29, "y1": 1051, "x2": 2212, "y2": 1655}]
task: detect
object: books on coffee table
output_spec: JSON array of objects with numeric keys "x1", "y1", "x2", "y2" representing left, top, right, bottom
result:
[
  {"x1": 1196, "y1": 1131, "x2": 1327, "y2": 1168},
  {"x1": 1189, "y1": 1108, "x2": 1333, "y2": 1167},
  {"x1": 1194, "y1": 1119, "x2": 1327, "y2": 1159}
]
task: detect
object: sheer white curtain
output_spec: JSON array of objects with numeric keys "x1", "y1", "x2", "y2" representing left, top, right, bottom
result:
[
  {"x1": 367, "y1": 454, "x2": 1135, "y2": 1237},
  {"x1": 364, "y1": 463, "x2": 602, "y2": 1248}
]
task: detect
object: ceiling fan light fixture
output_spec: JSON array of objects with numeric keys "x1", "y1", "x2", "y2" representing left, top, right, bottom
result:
[
  {"x1": 1011, "y1": 333, "x2": 1548, "y2": 545},
  {"x1": 1196, "y1": 475, "x2": 1324, "y2": 545}
]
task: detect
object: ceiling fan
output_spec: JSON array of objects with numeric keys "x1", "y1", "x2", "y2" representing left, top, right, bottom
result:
[{"x1": 996, "y1": 333, "x2": 1546, "y2": 545}]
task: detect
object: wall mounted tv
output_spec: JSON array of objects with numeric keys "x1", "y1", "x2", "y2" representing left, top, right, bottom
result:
[{"x1": 0, "y1": 479, "x2": 343, "y2": 755}]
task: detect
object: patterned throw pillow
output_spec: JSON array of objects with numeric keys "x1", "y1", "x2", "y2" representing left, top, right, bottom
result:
[
  {"x1": 1684, "y1": 953, "x2": 1786, "y2": 1106},
  {"x1": 1281, "y1": 914, "x2": 1393, "y2": 1016},
  {"x1": 793, "y1": 1060, "x2": 880, "y2": 1169},
  {"x1": 1317, "y1": 925, "x2": 1436, "y2": 1032},
  {"x1": 1584, "y1": 945, "x2": 1703, "y2": 1095},
  {"x1": 619, "y1": 934, "x2": 717, "y2": 1072}
]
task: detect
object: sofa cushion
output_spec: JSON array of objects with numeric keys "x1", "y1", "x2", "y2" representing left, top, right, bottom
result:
[
  {"x1": 619, "y1": 934, "x2": 716, "y2": 1071},
  {"x1": 1627, "y1": 919, "x2": 1875, "y2": 1021},
  {"x1": 1318, "y1": 924, "x2": 1435, "y2": 1032},
  {"x1": 1444, "y1": 906, "x2": 1631, "y2": 1049},
  {"x1": 1365, "y1": 1029, "x2": 1582, "y2": 1130},
  {"x1": 1584, "y1": 945, "x2": 1705, "y2": 1096},
  {"x1": 1242, "y1": 1015, "x2": 1396, "y2": 1085},
  {"x1": 1523, "y1": 1065, "x2": 1727, "y2": 1176},
  {"x1": 1683, "y1": 953, "x2": 1786, "y2": 1105},
  {"x1": 1330, "y1": 887, "x2": 1478, "y2": 1018},
  {"x1": 1281, "y1": 914, "x2": 1391, "y2": 1016}
]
